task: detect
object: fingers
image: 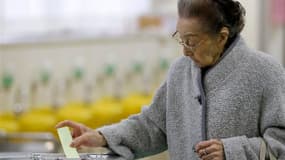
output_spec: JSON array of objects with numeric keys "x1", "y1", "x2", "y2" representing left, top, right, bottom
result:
[
  {"x1": 200, "y1": 152, "x2": 218, "y2": 160},
  {"x1": 198, "y1": 143, "x2": 222, "y2": 155},
  {"x1": 195, "y1": 139, "x2": 221, "y2": 151},
  {"x1": 70, "y1": 132, "x2": 96, "y2": 148},
  {"x1": 195, "y1": 139, "x2": 224, "y2": 160},
  {"x1": 56, "y1": 120, "x2": 81, "y2": 129},
  {"x1": 56, "y1": 120, "x2": 85, "y2": 138},
  {"x1": 70, "y1": 131, "x2": 107, "y2": 149},
  {"x1": 199, "y1": 150, "x2": 224, "y2": 160},
  {"x1": 70, "y1": 136, "x2": 84, "y2": 148},
  {"x1": 198, "y1": 147, "x2": 221, "y2": 159},
  {"x1": 70, "y1": 133, "x2": 90, "y2": 148},
  {"x1": 200, "y1": 152, "x2": 215, "y2": 160}
]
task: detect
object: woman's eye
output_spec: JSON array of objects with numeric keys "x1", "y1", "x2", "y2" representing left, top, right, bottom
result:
[{"x1": 185, "y1": 39, "x2": 195, "y2": 46}]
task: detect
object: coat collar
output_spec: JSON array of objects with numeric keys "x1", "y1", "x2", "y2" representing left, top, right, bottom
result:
[
  {"x1": 191, "y1": 36, "x2": 250, "y2": 94},
  {"x1": 204, "y1": 36, "x2": 250, "y2": 93}
]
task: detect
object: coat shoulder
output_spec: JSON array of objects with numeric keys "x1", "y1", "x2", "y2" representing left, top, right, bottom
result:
[
  {"x1": 168, "y1": 56, "x2": 192, "y2": 75},
  {"x1": 244, "y1": 50, "x2": 285, "y2": 84}
]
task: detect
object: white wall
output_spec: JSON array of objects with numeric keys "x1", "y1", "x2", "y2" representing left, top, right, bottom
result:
[
  {"x1": 238, "y1": 0, "x2": 260, "y2": 49},
  {"x1": 263, "y1": 0, "x2": 284, "y2": 65}
]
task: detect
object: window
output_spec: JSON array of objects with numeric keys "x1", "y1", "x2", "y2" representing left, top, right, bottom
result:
[{"x1": 0, "y1": 0, "x2": 151, "y2": 42}]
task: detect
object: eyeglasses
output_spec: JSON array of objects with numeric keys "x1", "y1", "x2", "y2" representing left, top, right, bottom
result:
[{"x1": 172, "y1": 31, "x2": 204, "y2": 53}]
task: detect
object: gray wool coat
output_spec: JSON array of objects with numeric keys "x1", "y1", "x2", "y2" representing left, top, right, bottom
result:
[{"x1": 98, "y1": 36, "x2": 285, "y2": 160}]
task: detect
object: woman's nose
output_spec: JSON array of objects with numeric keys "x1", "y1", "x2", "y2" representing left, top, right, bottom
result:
[{"x1": 183, "y1": 47, "x2": 194, "y2": 57}]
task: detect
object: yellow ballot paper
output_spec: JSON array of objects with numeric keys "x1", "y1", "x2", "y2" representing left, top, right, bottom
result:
[{"x1": 57, "y1": 127, "x2": 80, "y2": 159}]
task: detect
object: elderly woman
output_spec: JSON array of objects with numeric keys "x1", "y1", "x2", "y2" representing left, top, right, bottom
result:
[{"x1": 56, "y1": 0, "x2": 285, "y2": 159}]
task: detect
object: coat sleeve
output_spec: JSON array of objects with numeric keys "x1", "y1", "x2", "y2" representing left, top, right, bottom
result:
[
  {"x1": 221, "y1": 64, "x2": 285, "y2": 160},
  {"x1": 97, "y1": 82, "x2": 168, "y2": 160}
]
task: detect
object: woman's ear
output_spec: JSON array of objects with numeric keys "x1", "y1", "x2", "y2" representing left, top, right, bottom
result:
[{"x1": 218, "y1": 27, "x2": 229, "y2": 46}]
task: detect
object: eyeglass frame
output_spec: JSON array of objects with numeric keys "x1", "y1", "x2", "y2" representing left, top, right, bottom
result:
[{"x1": 172, "y1": 31, "x2": 205, "y2": 53}]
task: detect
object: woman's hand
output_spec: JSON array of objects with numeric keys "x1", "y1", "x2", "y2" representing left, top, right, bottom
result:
[
  {"x1": 56, "y1": 120, "x2": 107, "y2": 149},
  {"x1": 195, "y1": 139, "x2": 225, "y2": 160}
]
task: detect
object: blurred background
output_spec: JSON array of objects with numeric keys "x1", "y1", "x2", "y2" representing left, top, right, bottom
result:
[{"x1": 0, "y1": 0, "x2": 284, "y2": 159}]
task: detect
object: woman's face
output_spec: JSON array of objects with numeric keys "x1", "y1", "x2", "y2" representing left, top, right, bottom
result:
[{"x1": 176, "y1": 17, "x2": 227, "y2": 68}]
